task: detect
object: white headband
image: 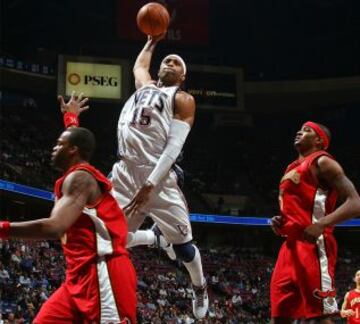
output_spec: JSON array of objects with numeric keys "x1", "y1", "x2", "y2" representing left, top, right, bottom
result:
[{"x1": 162, "y1": 54, "x2": 187, "y2": 75}]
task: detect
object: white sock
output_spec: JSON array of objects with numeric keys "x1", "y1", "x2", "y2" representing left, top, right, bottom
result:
[
  {"x1": 182, "y1": 245, "x2": 206, "y2": 287},
  {"x1": 126, "y1": 230, "x2": 155, "y2": 248}
]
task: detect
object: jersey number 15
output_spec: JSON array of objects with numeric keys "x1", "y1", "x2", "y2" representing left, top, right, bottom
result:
[{"x1": 130, "y1": 107, "x2": 152, "y2": 127}]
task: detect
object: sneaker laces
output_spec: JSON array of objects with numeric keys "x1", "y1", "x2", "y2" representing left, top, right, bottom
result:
[{"x1": 193, "y1": 284, "x2": 207, "y2": 307}]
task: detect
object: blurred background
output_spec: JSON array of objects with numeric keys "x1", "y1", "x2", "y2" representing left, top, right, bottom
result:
[{"x1": 1, "y1": 0, "x2": 359, "y2": 323}]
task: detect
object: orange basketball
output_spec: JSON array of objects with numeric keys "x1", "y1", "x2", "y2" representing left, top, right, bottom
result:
[{"x1": 136, "y1": 2, "x2": 170, "y2": 36}]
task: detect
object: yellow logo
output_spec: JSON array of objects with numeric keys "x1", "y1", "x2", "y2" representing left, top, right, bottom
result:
[
  {"x1": 281, "y1": 169, "x2": 300, "y2": 184},
  {"x1": 68, "y1": 73, "x2": 81, "y2": 85}
]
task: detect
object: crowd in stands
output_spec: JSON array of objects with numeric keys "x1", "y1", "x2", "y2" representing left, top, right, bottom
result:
[
  {"x1": 0, "y1": 100, "x2": 117, "y2": 192},
  {"x1": 1, "y1": 239, "x2": 358, "y2": 323},
  {"x1": 2, "y1": 96, "x2": 360, "y2": 218},
  {"x1": 0, "y1": 102, "x2": 60, "y2": 191},
  {"x1": 3, "y1": 93, "x2": 360, "y2": 214},
  {"x1": 183, "y1": 106, "x2": 360, "y2": 216},
  {"x1": 0, "y1": 240, "x2": 64, "y2": 323}
]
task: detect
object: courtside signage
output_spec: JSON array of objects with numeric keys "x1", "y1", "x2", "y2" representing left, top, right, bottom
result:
[{"x1": 65, "y1": 62, "x2": 121, "y2": 99}]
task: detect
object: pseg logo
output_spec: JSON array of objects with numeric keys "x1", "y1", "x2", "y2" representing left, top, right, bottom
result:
[
  {"x1": 68, "y1": 73, "x2": 81, "y2": 85},
  {"x1": 67, "y1": 73, "x2": 119, "y2": 87}
]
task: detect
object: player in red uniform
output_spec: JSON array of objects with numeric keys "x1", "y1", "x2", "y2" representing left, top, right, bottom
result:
[
  {"x1": 270, "y1": 121, "x2": 360, "y2": 323},
  {"x1": 0, "y1": 127, "x2": 137, "y2": 323},
  {"x1": 341, "y1": 270, "x2": 360, "y2": 323}
]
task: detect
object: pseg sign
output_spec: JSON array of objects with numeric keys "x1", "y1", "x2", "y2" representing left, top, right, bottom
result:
[{"x1": 65, "y1": 62, "x2": 121, "y2": 99}]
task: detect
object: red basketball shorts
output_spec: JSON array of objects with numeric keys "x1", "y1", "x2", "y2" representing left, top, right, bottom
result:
[
  {"x1": 33, "y1": 255, "x2": 137, "y2": 324},
  {"x1": 270, "y1": 234, "x2": 338, "y2": 319}
]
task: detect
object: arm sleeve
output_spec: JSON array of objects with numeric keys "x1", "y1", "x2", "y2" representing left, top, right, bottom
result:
[{"x1": 147, "y1": 119, "x2": 190, "y2": 186}]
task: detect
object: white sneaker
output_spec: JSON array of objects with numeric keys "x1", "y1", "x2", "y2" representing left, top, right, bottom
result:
[
  {"x1": 151, "y1": 224, "x2": 177, "y2": 261},
  {"x1": 192, "y1": 282, "x2": 209, "y2": 319}
]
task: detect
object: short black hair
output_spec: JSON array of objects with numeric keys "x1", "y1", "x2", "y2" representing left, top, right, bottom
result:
[{"x1": 67, "y1": 127, "x2": 96, "y2": 161}]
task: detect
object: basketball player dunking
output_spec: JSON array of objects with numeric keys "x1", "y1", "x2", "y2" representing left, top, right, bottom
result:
[
  {"x1": 114, "y1": 33, "x2": 208, "y2": 319},
  {"x1": 270, "y1": 122, "x2": 360, "y2": 323},
  {"x1": 60, "y1": 33, "x2": 208, "y2": 319}
]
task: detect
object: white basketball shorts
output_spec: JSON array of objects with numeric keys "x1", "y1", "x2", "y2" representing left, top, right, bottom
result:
[{"x1": 111, "y1": 159, "x2": 193, "y2": 244}]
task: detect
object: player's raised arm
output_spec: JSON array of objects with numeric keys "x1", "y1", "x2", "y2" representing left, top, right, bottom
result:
[
  {"x1": 0, "y1": 171, "x2": 95, "y2": 240},
  {"x1": 58, "y1": 91, "x2": 89, "y2": 128},
  {"x1": 133, "y1": 34, "x2": 166, "y2": 89}
]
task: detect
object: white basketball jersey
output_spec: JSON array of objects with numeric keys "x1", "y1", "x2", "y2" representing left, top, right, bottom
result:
[{"x1": 117, "y1": 84, "x2": 179, "y2": 165}]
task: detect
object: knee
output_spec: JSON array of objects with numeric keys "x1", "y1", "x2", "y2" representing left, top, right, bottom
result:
[{"x1": 173, "y1": 241, "x2": 195, "y2": 263}]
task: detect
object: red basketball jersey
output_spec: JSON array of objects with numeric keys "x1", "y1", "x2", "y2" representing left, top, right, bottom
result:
[
  {"x1": 34, "y1": 162, "x2": 137, "y2": 323},
  {"x1": 54, "y1": 163, "x2": 129, "y2": 283},
  {"x1": 278, "y1": 150, "x2": 338, "y2": 239},
  {"x1": 345, "y1": 289, "x2": 360, "y2": 323}
]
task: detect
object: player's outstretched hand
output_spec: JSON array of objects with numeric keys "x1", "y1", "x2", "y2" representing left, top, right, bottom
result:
[
  {"x1": 270, "y1": 215, "x2": 284, "y2": 236},
  {"x1": 124, "y1": 181, "x2": 154, "y2": 217},
  {"x1": 58, "y1": 91, "x2": 89, "y2": 116},
  {"x1": 303, "y1": 222, "x2": 325, "y2": 243}
]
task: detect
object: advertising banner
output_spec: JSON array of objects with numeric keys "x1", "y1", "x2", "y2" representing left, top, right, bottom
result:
[{"x1": 65, "y1": 62, "x2": 122, "y2": 99}]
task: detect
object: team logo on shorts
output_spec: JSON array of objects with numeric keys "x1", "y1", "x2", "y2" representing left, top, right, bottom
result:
[
  {"x1": 177, "y1": 224, "x2": 189, "y2": 236},
  {"x1": 313, "y1": 288, "x2": 336, "y2": 299}
]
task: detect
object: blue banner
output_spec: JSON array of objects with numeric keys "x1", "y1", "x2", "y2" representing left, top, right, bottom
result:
[
  {"x1": 0, "y1": 180, "x2": 54, "y2": 201},
  {"x1": 189, "y1": 214, "x2": 270, "y2": 226},
  {"x1": 1, "y1": 179, "x2": 359, "y2": 227}
]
